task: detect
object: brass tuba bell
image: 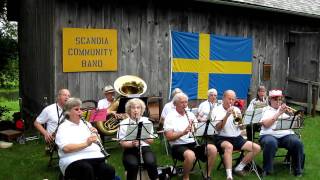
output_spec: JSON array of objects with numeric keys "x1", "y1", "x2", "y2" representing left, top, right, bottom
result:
[{"x1": 95, "y1": 75, "x2": 147, "y2": 135}]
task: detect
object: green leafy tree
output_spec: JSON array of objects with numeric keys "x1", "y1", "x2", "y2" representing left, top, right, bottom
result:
[{"x1": 0, "y1": 0, "x2": 18, "y2": 88}]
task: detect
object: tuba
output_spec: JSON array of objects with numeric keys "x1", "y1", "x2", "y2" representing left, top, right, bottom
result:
[{"x1": 95, "y1": 75, "x2": 147, "y2": 135}]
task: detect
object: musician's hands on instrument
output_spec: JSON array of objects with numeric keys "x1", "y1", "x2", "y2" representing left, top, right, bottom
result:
[
  {"x1": 86, "y1": 135, "x2": 98, "y2": 146},
  {"x1": 44, "y1": 132, "x2": 54, "y2": 143},
  {"x1": 279, "y1": 104, "x2": 287, "y2": 114},
  {"x1": 182, "y1": 120, "x2": 193, "y2": 135},
  {"x1": 89, "y1": 127, "x2": 98, "y2": 134},
  {"x1": 226, "y1": 106, "x2": 233, "y2": 117}
]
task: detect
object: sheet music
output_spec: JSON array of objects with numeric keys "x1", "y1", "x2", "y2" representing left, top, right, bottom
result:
[
  {"x1": 243, "y1": 108, "x2": 264, "y2": 125},
  {"x1": 123, "y1": 123, "x2": 155, "y2": 141},
  {"x1": 193, "y1": 121, "x2": 216, "y2": 136},
  {"x1": 273, "y1": 116, "x2": 302, "y2": 130}
]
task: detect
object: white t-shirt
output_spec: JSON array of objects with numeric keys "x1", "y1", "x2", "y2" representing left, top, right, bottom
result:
[
  {"x1": 161, "y1": 101, "x2": 175, "y2": 119},
  {"x1": 197, "y1": 100, "x2": 218, "y2": 121},
  {"x1": 36, "y1": 103, "x2": 63, "y2": 134},
  {"x1": 260, "y1": 106, "x2": 294, "y2": 138},
  {"x1": 163, "y1": 110, "x2": 197, "y2": 145},
  {"x1": 97, "y1": 99, "x2": 112, "y2": 109},
  {"x1": 55, "y1": 120, "x2": 104, "y2": 175},
  {"x1": 212, "y1": 104, "x2": 241, "y2": 137},
  {"x1": 117, "y1": 117, "x2": 154, "y2": 147},
  {"x1": 247, "y1": 98, "x2": 268, "y2": 111}
]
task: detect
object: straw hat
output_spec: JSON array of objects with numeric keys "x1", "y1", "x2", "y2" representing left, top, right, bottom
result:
[{"x1": 103, "y1": 85, "x2": 115, "y2": 93}]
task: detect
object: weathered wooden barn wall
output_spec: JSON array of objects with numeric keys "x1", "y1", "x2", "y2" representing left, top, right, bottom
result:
[
  {"x1": 17, "y1": 0, "x2": 320, "y2": 113},
  {"x1": 18, "y1": 0, "x2": 55, "y2": 114}
]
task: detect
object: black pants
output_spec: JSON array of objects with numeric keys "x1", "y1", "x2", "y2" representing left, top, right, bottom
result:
[
  {"x1": 65, "y1": 158, "x2": 115, "y2": 180},
  {"x1": 123, "y1": 146, "x2": 158, "y2": 180}
]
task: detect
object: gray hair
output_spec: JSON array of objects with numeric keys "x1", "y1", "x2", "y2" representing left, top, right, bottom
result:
[
  {"x1": 172, "y1": 92, "x2": 188, "y2": 105},
  {"x1": 208, "y1": 88, "x2": 217, "y2": 96},
  {"x1": 125, "y1": 98, "x2": 146, "y2": 115},
  {"x1": 223, "y1": 90, "x2": 236, "y2": 98},
  {"x1": 64, "y1": 97, "x2": 82, "y2": 114},
  {"x1": 171, "y1": 88, "x2": 183, "y2": 98}
]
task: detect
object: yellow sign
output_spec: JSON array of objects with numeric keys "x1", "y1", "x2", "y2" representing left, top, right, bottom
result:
[{"x1": 63, "y1": 28, "x2": 117, "y2": 72}]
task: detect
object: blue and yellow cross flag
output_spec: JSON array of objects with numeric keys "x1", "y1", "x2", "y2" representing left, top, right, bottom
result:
[{"x1": 170, "y1": 31, "x2": 252, "y2": 100}]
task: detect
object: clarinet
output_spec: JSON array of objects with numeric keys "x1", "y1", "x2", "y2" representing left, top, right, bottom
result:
[
  {"x1": 81, "y1": 117, "x2": 110, "y2": 158},
  {"x1": 184, "y1": 109, "x2": 200, "y2": 147}
]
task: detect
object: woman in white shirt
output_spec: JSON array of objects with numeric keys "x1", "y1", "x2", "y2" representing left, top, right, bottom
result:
[
  {"x1": 259, "y1": 90, "x2": 304, "y2": 177},
  {"x1": 118, "y1": 98, "x2": 158, "y2": 180},
  {"x1": 246, "y1": 85, "x2": 268, "y2": 141},
  {"x1": 55, "y1": 98, "x2": 115, "y2": 180}
]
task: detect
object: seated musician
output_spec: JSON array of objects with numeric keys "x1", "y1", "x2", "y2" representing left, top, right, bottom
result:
[
  {"x1": 259, "y1": 89, "x2": 304, "y2": 177},
  {"x1": 160, "y1": 88, "x2": 183, "y2": 124},
  {"x1": 245, "y1": 85, "x2": 268, "y2": 141},
  {"x1": 117, "y1": 98, "x2": 159, "y2": 180},
  {"x1": 247, "y1": 85, "x2": 268, "y2": 111},
  {"x1": 34, "y1": 89, "x2": 70, "y2": 151},
  {"x1": 197, "y1": 88, "x2": 218, "y2": 122},
  {"x1": 213, "y1": 90, "x2": 260, "y2": 180},
  {"x1": 164, "y1": 92, "x2": 217, "y2": 180},
  {"x1": 55, "y1": 98, "x2": 115, "y2": 180},
  {"x1": 97, "y1": 85, "x2": 115, "y2": 109}
]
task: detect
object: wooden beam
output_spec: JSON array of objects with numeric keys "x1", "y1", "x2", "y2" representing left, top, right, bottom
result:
[{"x1": 288, "y1": 77, "x2": 320, "y2": 86}]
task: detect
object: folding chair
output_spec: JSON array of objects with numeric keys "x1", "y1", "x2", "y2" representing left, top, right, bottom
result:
[{"x1": 164, "y1": 137, "x2": 203, "y2": 178}]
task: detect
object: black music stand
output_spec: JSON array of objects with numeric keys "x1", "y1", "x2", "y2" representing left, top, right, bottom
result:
[
  {"x1": 193, "y1": 118, "x2": 216, "y2": 179},
  {"x1": 118, "y1": 121, "x2": 157, "y2": 180},
  {"x1": 273, "y1": 111, "x2": 304, "y2": 131},
  {"x1": 245, "y1": 106, "x2": 263, "y2": 180}
]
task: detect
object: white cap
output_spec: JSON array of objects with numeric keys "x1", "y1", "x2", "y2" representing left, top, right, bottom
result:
[{"x1": 269, "y1": 89, "x2": 282, "y2": 97}]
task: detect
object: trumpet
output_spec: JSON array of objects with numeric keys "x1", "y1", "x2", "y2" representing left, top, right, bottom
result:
[
  {"x1": 231, "y1": 106, "x2": 243, "y2": 126},
  {"x1": 285, "y1": 105, "x2": 297, "y2": 113},
  {"x1": 283, "y1": 105, "x2": 303, "y2": 116}
]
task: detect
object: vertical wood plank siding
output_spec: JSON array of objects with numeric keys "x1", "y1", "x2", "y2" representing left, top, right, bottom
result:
[{"x1": 19, "y1": 0, "x2": 320, "y2": 113}]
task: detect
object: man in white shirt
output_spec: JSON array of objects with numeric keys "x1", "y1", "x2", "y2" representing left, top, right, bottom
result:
[
  {"x1": 259, "y1": 89, "x2": 304, "y2": 177},
  {"x1": 197, "y1": 88, "x2": 218, "y2": 121},
  {"x1": 213, "y1": 90, "x2": 261, "y2": 180},
  {"x1": 97, "y1": 85, "x2": 115, "y2": 109},
  {"x1": 34, "y1": 89, "x2": 71, "y2": 145},
  {"x1": 164, "y1": 93, "x2": 217, "y2": 180},
  {"x1": 160, "y1": 88, "x2": 182, "y2": 120}
]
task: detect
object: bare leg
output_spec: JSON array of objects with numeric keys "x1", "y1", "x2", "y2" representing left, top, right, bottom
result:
[{"x1": 183, "y1": 149, "x2": 196, "y2": 180}]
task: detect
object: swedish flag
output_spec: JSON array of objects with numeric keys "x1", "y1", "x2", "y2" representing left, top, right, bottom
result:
[{"x1": 171, "y1": 31, "x2": 252, "y2": 99}]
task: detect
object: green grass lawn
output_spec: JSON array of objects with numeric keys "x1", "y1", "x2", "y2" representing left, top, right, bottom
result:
[{"x1": 0, "y1": 115, "x2": 319, "y2": 180}]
